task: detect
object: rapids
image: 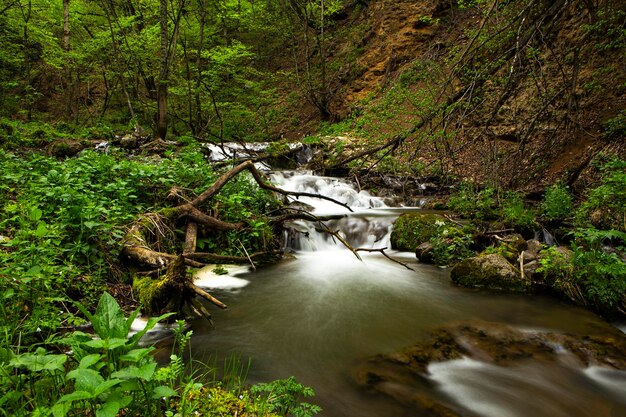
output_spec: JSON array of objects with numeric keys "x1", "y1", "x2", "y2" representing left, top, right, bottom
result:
[{"x1": 189, "y1": 168, "x2": 626, "y2": 417}]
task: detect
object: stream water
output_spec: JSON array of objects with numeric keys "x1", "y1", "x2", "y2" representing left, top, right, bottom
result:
[{"x1": 190, "y1": 169, "x2": 626, "y2": 417}]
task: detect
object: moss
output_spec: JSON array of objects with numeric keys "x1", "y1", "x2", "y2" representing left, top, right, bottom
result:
[
  {"x1": 390, "y1": 213, "x2": 451, "y2": 251},
  {"x1": 132, "y1": 256, "x2": 187, "y2": 315}
]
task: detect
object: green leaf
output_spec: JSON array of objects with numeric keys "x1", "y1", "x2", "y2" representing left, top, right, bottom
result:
[
  {"x1": 10, "y1": 352, "x2": 67, "y2": 373},
  {"x1": 52, "y1": 401, "x2": 72, "y2": 417},
  {"x1": 83, "y1": 221, "x2": 100, "y2": 229},
  {"x1": 122, "y1": 308, "x2": 141, "y2": 338},
  {"x1": 57, "y1": 390, "x2": 94, "y2": 403},
  {"x1": 34, "y1": 222, "x2": 48, "y2": 237},
  {"x1": 67, "y1": 368, "x2": 104, "y2": 392},
  {"x1": 85, "y1": 337, "x2": 128, "y2": 351},
  {"x1": 111, "y1": 362, "x2": 156, "y2": 381},
  {"x1": 29, "y1": 207, "x2": 43, "y2": 222},
  {"x1": 94, "y1": 378, "x2": 123, "y2": 396},
  {"x1": 120, "y1": 347, "x2": 154, "y2": 363},
  {"x1": 79, "y1": 354, "x2": 103, "y2": 369},
  {"x1": 92, "y1": 292, "x2": 127, "y2": 340},
  {"x1": 152, "y1": 385, "x2": 178, "y2": 399},
  {"x1": 127, "y1": 312, "x2": 174, "y2": 346},
  {"x1": 96, "y1": 401, "x2": 122, "y2": 417}
]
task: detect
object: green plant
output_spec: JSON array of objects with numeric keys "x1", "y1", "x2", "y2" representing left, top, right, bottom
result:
[
  {"x1": 448, "y1": 183, "x2": 498, "y2": 220},
  {"x1": 251, "y1": 376, "x2": 321, "y2": 417},
  {"x1": 54, "y1": 293, "x2": 175, "y2": 417},
  {"x1": 429, "y1": 224, "x2": 475, "y2": 266},
  {"x1": 501, "y1": 191, "x2": 537, "y2": 231},
  {"x1": 576, "y1": 158, "x2": 626, "y2": 231},
  {"x1": 541, "y1": 184, "x2": 573, "y2": 222},
  {"x1": 212, "y1": 265, "x2": 228, "y2": 275},
  {"x1": 538, "y1": 245, "x2": 626, "y2": 317}
]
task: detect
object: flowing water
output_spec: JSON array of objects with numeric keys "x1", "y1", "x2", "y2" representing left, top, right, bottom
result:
[{"x1": 190, "y1": 170, "x2": 626, "y2": 417}]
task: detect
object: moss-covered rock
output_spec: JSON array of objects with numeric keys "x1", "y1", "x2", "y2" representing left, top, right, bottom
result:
[
  {"x1": 450, "y1": 253, "x2": 529, "y2": 291},
  {"x1": 390, "y1": 213, "x2": 451, "y2": 251}
]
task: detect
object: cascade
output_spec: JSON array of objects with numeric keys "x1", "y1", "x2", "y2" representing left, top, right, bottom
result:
[{"x1": 188, "y1": 149, "x2": 626, "y2": 417}]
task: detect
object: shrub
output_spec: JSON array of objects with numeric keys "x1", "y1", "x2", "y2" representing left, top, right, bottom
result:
[
  {"x1": 576, "y1": 158, "x2": 626, "y2": 231},
  {"x1": 541, "y1": 184, "x2": 573, "y2": 222},
  {"x1": 538, "y1": 245, "x2": 626, "y2": 318}
]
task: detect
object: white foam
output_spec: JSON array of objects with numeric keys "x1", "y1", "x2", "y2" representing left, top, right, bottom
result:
[{"x1": 194, "y1": 265, "x2": 251, "y2": 290}]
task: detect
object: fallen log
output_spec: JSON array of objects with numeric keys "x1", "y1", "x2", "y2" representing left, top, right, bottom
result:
[{"x1": 123, "y1": 160, "x2": 352, "y2": 317}]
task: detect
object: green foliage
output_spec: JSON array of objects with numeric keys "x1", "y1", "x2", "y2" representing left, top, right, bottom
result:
[
  {"x1": 500, "y1": 192, "x2": 537, "y2": 231},
  {"x1": 448, "y1": 183, "x2": 498, "y2": 220},
  {"x1": 251, "y1": 377, "x2": 321, "y2": 417},
  {"x1": 212, "y1": 265, "x2": 229, "y2": 275},
  {"x1": 391, "y1": 214, "x2": 452, "y2": 251},
  {"x1": 0, "y1": 292, "x2": 175, "y2": 417},
  {"x1": 602, "y1": 111, "x2": 626, "y2": 140},
  {"x1": 541, "y1": 184, "x2": 573, "y2": 222},
  {"x1": 576, "y1": 158, "x2": 626, "y2": 232},
  {"x1": 538, "y1": 246, "x2": 626, "y2": 318},
  {"x1": 429, "y1": 225, "x2": 475, "y2": 266}
]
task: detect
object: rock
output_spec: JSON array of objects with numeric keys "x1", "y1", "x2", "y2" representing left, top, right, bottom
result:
[
  {"x1": 496, "y1": 234, "x2": 527, "y2": 263},
  {"x1": 48, "y1": 139, "x2": 85, "y2": 157},
  {"x1": 450, "y1": 253, "x2": 529, "y2": 291},
  {"x1": 390, "y1": 213, "x2": 451, "y2": 251},
  {"x1": 353, "y1": 320, "x2": 626, "y2": 417},
  {"x1": 416, "y1": 242, "x2": 435, "y2": 263},
  {"x1": 119, "y1": 134, "x2": 139, "y2": 149}
]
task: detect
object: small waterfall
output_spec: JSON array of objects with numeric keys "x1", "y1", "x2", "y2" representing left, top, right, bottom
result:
[{"x1": 271, "y1": 171, "x2": 397, "y2": 251}]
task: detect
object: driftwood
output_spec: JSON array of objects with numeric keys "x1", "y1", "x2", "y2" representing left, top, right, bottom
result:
[{"x1": 123, "y1": 160, "x2": 351, "y2": 317}]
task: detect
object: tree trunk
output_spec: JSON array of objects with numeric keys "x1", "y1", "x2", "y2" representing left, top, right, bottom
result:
[{"x1": 156, "y1": 0, "x2": 169, "y2": 139}]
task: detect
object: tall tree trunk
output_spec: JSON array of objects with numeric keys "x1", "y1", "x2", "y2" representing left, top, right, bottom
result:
[
  {"x1": 156, "y1": 0, "x2": 169, "y2": 139},
  {"x1": 63, "y1": 0, "x2": 70, "y2": 51}
]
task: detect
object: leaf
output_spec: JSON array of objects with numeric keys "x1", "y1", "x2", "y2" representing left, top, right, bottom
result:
[
  {"x1": 67, "y1": 368, "x2": 104, "y2": 392},
  {"x1": 10, "y1": 352, "x2": 67, "y2": 373},
  {"x1": 83, "y1": 221, "x2": 100, "y2": 229},
  {"x1": 85, "y1": 337, "x2": 128, "y2": 351},
  {"x1": 57, "y1": 390, "x2": 94, "y2": 403},
  {"x1": 52, "y1": 401, "x2": 72, "y2": 417},
  {"x1": 34, "y1": 222, "x2": 48, "y2": 237},
  {"x1": 122, "y1": 308, "x2": 141, "y2": 338},
  {"x1": 111, "y1": 362, "x2": 156, "y2": 381},
  {"x1": 92, "y1": 292, "x2": 127, "y2": 340},
  {"x1": 29, "y1": 207, "x2": 43, "y2": 222},
  {"x1": 120, "y1": 347, "x2": 154, "y2": 363},
  {"x1": 152, "y1": 385, "x2": 178, "y2": 399},
  {"x1": 127, "y1": 312, "x2": 174, "y2": 346},
  {"x1": 96, "y1": 400, "x2": 122, "y2": 417},
  {"x1": 94, "y1": 378, "x2": 123, "y2": 396},
  {"x1": 79, "y1": 354, "x2": 103, "y2": 369}
]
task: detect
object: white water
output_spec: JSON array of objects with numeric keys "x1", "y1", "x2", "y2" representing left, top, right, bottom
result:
[{"x1": 189, "y1": 169, "x2": 626, "y2": 417}]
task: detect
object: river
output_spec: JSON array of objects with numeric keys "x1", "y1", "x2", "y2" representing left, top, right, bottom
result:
[{"x1": 189, "y1": 169, "x2": 626, "y2": 417}]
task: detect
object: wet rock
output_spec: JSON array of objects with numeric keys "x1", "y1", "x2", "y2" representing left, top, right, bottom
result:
[
  {"x1": 353, "y1": 321, "x2": 626, "y2": 416},
  {"x1": 416, "y1": 242, "x2": 435, "y2": 264},
  {"x1": 390, "y1": 213, "x2": 451, "y2": 251},
  {"x1": 450, "y1": 253, "x2": 529, "y2": 291}
]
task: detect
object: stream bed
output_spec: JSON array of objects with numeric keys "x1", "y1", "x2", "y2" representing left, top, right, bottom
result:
[{"x1": 189, "y1": 170, "x2": 626, "y2": 417}]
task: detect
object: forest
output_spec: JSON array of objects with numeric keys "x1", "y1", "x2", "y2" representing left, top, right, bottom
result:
[{"x1": 1, "y1": 0, "x2": 625, "y2": 416}]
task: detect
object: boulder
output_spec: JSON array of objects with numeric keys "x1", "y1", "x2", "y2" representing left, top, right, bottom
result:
[
  {"x1": 450, "y1": 253, "x2": 529, "y2": 291},
  {"x1": 390, "y1": 213, "x2": 450, "y2": 251},
  {"x1": 48, "y1": 139, "x2": 86, "y2": 157},
  {"x1": 415, "y1": 242, "x2": 435, "y2": 263}
]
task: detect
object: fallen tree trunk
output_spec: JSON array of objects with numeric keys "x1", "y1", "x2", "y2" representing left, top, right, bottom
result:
[{"x1": 123, "y1": 160, "x2": 351, "y2": 317}]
